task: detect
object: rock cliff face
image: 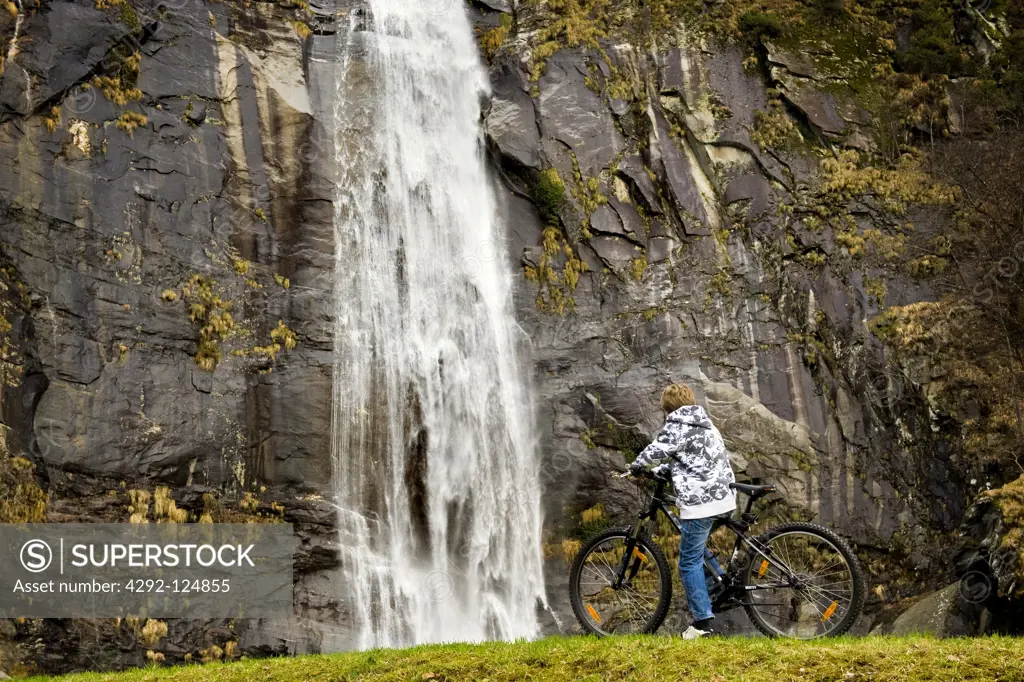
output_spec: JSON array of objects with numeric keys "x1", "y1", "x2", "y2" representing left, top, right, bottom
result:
[
  {"x1": 487, "y1": 26, "x2": 929, "y2": 638},
  {"x1": 1, "y1": 0, "x2": 344, "y2": 669},
  {"x1": 0, "y1": 0, "x2": 1022, "y2": 673}
]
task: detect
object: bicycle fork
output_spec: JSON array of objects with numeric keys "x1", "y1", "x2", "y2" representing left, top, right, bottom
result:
[{"x1": 612, "y1": 524, "x2": 647, "y2": 589}]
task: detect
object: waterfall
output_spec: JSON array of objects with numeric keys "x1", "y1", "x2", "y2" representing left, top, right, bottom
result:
[{"x1": 328, "y1": 1, "x2": 546, "y2": 648}]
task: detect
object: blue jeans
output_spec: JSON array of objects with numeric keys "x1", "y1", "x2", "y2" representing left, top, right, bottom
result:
[{"x1": 678, "y1": 516, "x2": 724, "y2": 622}]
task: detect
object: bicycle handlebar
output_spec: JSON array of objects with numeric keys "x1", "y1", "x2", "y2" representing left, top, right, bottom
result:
[{"x1": 616, "y1": 468, "x2": 671, "y2": 483}]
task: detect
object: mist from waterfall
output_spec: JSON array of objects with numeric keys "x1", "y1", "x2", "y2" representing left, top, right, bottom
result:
[{"x1": 328, "y1": 1, "x2": 546, "y2": 648}]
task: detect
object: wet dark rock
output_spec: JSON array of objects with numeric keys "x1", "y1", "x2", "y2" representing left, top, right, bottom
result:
[
  {"x1": 875, "y1": 584, "x2": 986, "y2": 636},
  {"x1": 724, "y1": 173, "x2": 775, "y2": 218},
  {"x1": 647, "y1": 237, "x2": 675, "y2": 263},
  {"x1": 617, "y1": 155, "x2": 663, "y2": 216},
  {"x1": 185, "y1": 102, "x2": 207, "y2": 126},
  {"x1": 589, "y1": 204, "x2": 626, "y2": 237},
  {"x1": 765, "y1": 42, "x2": 820, "y2": 79},
  {"x1": 474, "y1": 0, "x2": 511, "y2": 13},
  {"x1": 0, "y1": 4, "x2": 131, "y2": 120},
  {"x1": 776, "y1": 77, "x2": 847, "y2": 136},
  {"x1": 607, "y1": 198, "x2": 646, "y2": 243},
  {"x1": 486, "y1": 63, "x2": 541, "y2": 170},
  {"x1": 659, "y1": 47, "x2": 692, "y2": 95},
  {"x1": 538, "y1": 50, "x2": 625, "y2": 178},
  {"x1": 503, "y1": 193, "x2": 546, "y2": 264},
  {"x1": 589, "y1": 235, "x2": 641, "y2": 265},
  {"x1": 653, "y1": 111, "x2": 714, "y2": 235},
  {"x1": 955, "y1": 493, "x2": 1022, "y2": 612}
]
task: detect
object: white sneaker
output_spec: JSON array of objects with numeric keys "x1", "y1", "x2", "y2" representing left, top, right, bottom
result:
[{"x1": 681, "y1": 625, "x2": 711, "y2": 640}]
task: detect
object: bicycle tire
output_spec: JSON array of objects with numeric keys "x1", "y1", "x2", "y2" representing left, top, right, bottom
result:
[
  {"x1": 568, "y1": 526, "x2": 673, "y2": 636},
  {"x1": 742, "y1": 521, "x2": 865, "y2": 638}
]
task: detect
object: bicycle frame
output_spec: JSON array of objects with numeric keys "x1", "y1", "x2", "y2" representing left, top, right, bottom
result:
[{"x1": 614, "y1": 477, "x2": 799, "y2": 610}]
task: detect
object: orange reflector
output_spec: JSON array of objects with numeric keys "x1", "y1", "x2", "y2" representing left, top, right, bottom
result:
[
  {"x1": 586, "y1": 603, "x2": 601, "y2": 624},
  {"x1": 632, "y1": 548, "x2": 648, "y2": 563},
  {"x1": 822, "y1": 601, "x2": 838, "y2": 621},
  {"x1": 758, "y1": 559, "x2": 769, "y2": 577}
]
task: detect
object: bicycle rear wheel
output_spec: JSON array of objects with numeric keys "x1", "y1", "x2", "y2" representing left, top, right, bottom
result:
[
  {"x1": 742, "y1": 522, "x2": 864, "y2": 639},
  {"x1": 568, "y1": 526, "x2": 672, "y2": 635}
]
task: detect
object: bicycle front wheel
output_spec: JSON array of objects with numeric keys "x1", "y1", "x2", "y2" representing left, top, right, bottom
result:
[
  {"x1": 742, "y1": 522, "x2": 865, "y2": 639},
  {"x1": 568, "y1": 526, "x2": 672, "y2": 635}
]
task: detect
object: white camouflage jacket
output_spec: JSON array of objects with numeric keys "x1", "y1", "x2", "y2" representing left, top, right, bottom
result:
[{"x1": 631, "y1": 405, "x2": 737, "y2": 519}]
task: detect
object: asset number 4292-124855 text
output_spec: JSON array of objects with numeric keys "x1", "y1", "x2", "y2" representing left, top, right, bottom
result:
[{"x1": 125, "y1": 579, "x2": 231, "y2": 593}]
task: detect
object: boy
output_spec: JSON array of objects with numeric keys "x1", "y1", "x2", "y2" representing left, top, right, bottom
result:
[{"x1": 629, "y1": 382, "x2": 737, "y2": 639}]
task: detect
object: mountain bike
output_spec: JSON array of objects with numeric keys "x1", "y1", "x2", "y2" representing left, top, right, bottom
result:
[{"x1": 568, "y1": 471, "x2": 865, "y2": 638}]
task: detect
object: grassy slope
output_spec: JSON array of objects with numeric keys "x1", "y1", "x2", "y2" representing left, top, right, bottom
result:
[{"x1": 30, "y1": 636, "x2": 1024, "y2": 682}]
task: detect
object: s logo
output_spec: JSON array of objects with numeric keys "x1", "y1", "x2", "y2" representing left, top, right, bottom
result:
[{"x1": 20, "y1": 539, "x2": 53, "y2": 573}]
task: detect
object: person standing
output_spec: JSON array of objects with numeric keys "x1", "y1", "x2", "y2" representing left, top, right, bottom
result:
[{"x1": 629, "y1": 383, "x2": 737, "y2": 639}]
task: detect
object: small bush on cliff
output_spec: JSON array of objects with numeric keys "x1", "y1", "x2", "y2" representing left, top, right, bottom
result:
[
  {"x1": 182, "y1": 274, "x2": 235, "y2": 372},
  {"x1": 895, "y1": 0, "x2": 974, "y2": 79},
  {"x1": 574, "y1": 503, "x2": 611, "y2": 538},
  {"x1": 524, "y1": 226, "x2": 587, "y2": 314},
  {"x1": 480, "y1": 14, "x2": 512, "y2": 61},
  {"x1": 116, "y1": 111, "x2": 148, "y2": 135},
  {"x1": 533, "y1": 169, "x2": 566, "y2": 227},
  {"x1": 93, "y1": 44, "x2": 143, "y2": 106},
  {"x1": 737, "y1": 10, "x2": 784, "y2": 42},
  {"x1": 97, "y1": 0, "x2": 142, "y2": 33},
  {"x1": 42, "y1": 106, "x2": 61, "y2": 133},
  {"x1": 813, "y1": 0, "x2": 847, "y2": 18},
  {"x1": 751, "y1": 97, "x2": 804, "y2": 152},
  {"x1": 0, "y1": 451, "x2": 46, "y2": 523},
  {"x1": 246, "y1": 321, "x2": 299, "y2": 368},
  {"x1": 197, "y1": 490, "x2": 285, "y2": 524}
]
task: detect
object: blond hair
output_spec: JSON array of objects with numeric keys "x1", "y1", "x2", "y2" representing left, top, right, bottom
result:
[{"x1": 660, "y1": 383, "x2": 696, "y2": 413}]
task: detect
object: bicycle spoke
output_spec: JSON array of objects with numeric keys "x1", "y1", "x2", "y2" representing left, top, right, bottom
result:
[
  {"x1": 596, "y1": 547, "x2": 627, "y2": 584},
  {"x1": 793, "y1": 586, "x2": 832, "y2": 616},
  {"x1": 745, "y1": 529, "x2": 859, "y2": 639},
  {"x1": 625, "y1": 588, "x2": 657, "y2": 615},
  {"x1": 573, "y1": 534, "x2": 665, "y2": 635},
  {"x1": 794, "y1": 577, "x2": 851, "y2": 606},
  {"x1": 801, "y1": 578, "x2": 851, "y2": 600},
  {"x1": 616, "y1": 589, "x2": 647, "y2": 628}
]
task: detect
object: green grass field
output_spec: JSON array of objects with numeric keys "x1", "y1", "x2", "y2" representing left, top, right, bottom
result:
[{"x1": 29, "y1": 636, "x2": 1024, "y2": 682}]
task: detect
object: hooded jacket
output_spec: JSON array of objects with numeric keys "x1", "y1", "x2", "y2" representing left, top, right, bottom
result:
[{"x1": 631, "y1": 405, "x2": 737, "y2": 519}]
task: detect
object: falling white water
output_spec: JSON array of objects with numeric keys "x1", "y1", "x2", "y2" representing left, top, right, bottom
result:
[
  {"x1": 329, "y1": 2, "x2": 546, "y2": 648},
  {"x1": 7, "y1": 1, "x2": 28, "y2": 110}
]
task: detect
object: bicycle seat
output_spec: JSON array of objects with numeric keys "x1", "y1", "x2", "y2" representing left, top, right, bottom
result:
[{"x1": 730, "y1": 482, "x2": 776, "y2": 498}]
